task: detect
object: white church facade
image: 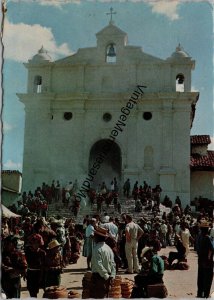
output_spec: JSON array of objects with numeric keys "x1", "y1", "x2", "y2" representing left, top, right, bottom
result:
[{"x1": 18, "y1": 20, "x2": 199, "y2": 205}]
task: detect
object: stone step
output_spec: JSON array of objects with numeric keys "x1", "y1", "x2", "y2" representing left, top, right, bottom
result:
[{"x1": 46, "y1": 199, "x2": 160, "y2": 224}]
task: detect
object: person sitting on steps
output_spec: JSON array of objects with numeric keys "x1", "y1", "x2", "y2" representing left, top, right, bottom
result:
[{"x1": 168, "y1": 234, "x2": 186, "y2": 267}]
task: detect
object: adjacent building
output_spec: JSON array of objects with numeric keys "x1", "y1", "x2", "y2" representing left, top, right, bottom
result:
[
  {"x1": 1, "y1": 170, "x2": 22, "y2": 206},
  {"x1": 190, "y1": 135, "x2": 214, "y2": 201}
]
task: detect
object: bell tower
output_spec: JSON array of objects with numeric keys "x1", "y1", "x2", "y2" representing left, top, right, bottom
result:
[{"x1": 95, "y1": 12, "x2": 128, "y2": 63}]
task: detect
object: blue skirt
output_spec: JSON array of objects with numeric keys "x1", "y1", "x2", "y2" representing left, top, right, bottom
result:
[{"x1": 82, "y1": 237, "x2": 93, "y2": 257}]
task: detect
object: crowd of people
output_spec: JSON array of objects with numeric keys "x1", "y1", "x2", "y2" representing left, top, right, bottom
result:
[
  {"x1": 1, "y1": 178, "x2": 214, "y2": 298},
  {"x1": 81, "y1": 209, "x2": 213, "y2": 298},
  {"x1": 7, "y1": 179, "x2": 82, "y2": 217},
  {"x1": 1, "y1": 215, "x2": 81, "y2": 298}
]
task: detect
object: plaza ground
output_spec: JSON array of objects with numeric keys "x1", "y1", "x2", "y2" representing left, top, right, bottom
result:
[{"x1": 21, "y1": 246, "x2": 214, "y2": 298}]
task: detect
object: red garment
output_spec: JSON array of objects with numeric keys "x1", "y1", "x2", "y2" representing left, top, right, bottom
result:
[{"x1": 2, "y1": 249, "x2": 27, "y2": 276}]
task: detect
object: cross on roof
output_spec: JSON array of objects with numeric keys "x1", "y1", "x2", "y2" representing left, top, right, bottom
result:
[{"x1": 106, "y1": 7, "x2": 116, "y2": 23}]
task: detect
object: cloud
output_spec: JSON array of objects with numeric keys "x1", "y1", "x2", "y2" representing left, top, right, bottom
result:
[
  {"x1": 3, "y1": 122, "x2": 15, "y2": 132},
  {"x1": 3, "y1": 159, "x2": 22, "y2": 170},
  {"x1": 146, "y1": 0, "x2": 180, "y2": 21},
  {"x1": 9, "y1": 0, "x2": 81, "y2": 7},
  {"x1": 39, "y1": 0, "x2": 81, "y2": 6},
  {"x1": 8, "y1": 0, "x2": 180, "y2": 11},
  {"x1": 3, "y1": 18, "x2": 72, "y2": 62}
]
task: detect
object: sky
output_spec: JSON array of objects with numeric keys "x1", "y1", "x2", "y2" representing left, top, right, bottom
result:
[{"x1": 2, "y1": 0, "x2": 214, "y2": 172}]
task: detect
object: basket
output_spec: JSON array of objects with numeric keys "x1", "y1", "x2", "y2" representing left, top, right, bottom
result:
[{"x1": 43, "y1": 285, "x2": 68, "y2": 299}]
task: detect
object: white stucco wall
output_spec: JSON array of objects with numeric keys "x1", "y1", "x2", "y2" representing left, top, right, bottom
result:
[
  {"x1": 18, "y1": 23, "x2": 198, "y2": 206},
  {"x1": 191, "y1": 171, "x2": 214, "y2": 201}
]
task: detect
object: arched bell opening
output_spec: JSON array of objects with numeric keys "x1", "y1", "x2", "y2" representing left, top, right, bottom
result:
[
  {"x1": 34, "y1": 75, "x2": 42, "y2": 93},
  {"x1": 106, "y1": 43, "x2": 116, "y2": 63},
  {"x1": 176, "y1": 73, "x2": 185, "y2": 92}
]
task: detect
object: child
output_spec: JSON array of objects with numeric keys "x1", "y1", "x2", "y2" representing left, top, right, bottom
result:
[{"x1": 44, "y1": 240, "x2": 63, "y2": 288}]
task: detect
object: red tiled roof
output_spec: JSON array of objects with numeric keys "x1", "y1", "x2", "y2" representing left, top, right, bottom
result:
[
  {"x1": 191, "y1": 135, "x2": 211, "y2": 145},
  {"x1": 190, "y1": 150, "x2": 214, "y2": 170}
]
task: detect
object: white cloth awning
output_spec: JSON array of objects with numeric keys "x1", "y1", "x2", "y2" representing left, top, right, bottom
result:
[{"x1": 1, "y1": 204, "x2": 21, "y2": 218}]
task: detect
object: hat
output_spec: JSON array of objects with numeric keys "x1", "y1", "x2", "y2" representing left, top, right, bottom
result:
[
  {"x1": 50, "y1": 218, "x2": 63, "y2": 226},
  {"x1": 49, "y1": 217, "x2": 58, "y2": 223},
  {"x1": 94, "y1": 226, "x2": 109, "y2": 237},
  {"x1": 103, "y1": 216, "x2": 110, "y2": 223},
  {"x1": 91, "y1": 218, "x2": 96, "y2": 222},
  {"x1": 141, "y1": 246, "x2": 153, "y2": 257},
  {"x1": 200, "y1": 219, "x2": 210, "y2": 228},
  {"x1": 41, "y1": 217, "x2": 48, "y2": 225},
  {"x1": 47, "y1": 239, "x2": 61, "y2": 249}
]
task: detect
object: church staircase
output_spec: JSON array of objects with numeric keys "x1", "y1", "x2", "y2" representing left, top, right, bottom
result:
[{"x1": 47, "y1": 197, "x2": 158, "y2": 224}]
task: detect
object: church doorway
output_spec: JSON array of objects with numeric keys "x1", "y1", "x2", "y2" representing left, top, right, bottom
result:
[{"x1": 89, "y1": 139, "x2": 122, "y2": 189}]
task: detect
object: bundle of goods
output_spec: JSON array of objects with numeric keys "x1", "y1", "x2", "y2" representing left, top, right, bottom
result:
[
  {"x1": 177, "y1": 261, "x2": 189, "y2": 270},
  {"x1": 171, "y1": 261, "x2": 189, "y2": 270},
  {"x1": 82, "y1": 271, "x2": 92, "y2": 299},
  {"x1": 147, "y1": 283, "x2": 168, "y2": 298},
  {"x1": 121, "y1": 278, "x2": 134, "y2": 298},
  {"x1": 68, "y1": 290, "x2": 81, "y2": 298},
  {"x1": 108, "y1": 275, "x2": 122, "y2": 298},
  {"x1": 43, "y1": 285, "x2": 68, "y2": 299}
]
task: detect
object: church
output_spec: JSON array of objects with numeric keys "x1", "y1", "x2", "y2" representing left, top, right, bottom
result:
[{"x1": 18, "y1": 17, "x2": 200, "y2": 206}]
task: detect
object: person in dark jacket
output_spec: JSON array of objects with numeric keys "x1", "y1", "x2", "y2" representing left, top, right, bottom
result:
[
  {"x1": 25, "y1": 233, "x2": 46, "y2": 297},
  {"x1": 2, "y1": 235, "x2": 27, "y2": 298},
  {"x1": 196, "y1": 219, "x2": 214, "y2": 298},
  {"x1": 123, "y1": 179, "x2": 131, "y2": 198}
]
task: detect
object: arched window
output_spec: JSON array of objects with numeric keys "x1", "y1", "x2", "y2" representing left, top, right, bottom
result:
[
  {"x1": 106, "y1": 43, "x2": 116, "y2": 63},
  {"x1": 34, "y1": 75, "x2": 42, "y2": 93},
  {"x1": 176, "y1": 74, "x2": 184, "y2": 92}
]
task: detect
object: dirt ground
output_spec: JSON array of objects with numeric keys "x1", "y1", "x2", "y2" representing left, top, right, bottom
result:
[{"x1": 21, "y1": 246, "x2": 214, "y2": 298}]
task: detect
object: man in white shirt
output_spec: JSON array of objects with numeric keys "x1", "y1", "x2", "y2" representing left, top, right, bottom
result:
[
  {"x1": 65, "y1": 181, "x2": 73, "y2": 192},
  {"x1": 125, "y1": 215, "x2": 144, "y2": 274},
  {"x1": 179, "y1": 222, "x2": 193, "y2": 256},
  {"x1": 160, "y1": 221, "x2": 168, "y2": 248},
  {"x1": 101, "y1": 217, "x2": 118, "y2": 242},
  {"x1": 90, "y1": 226, "x2": 116, "y2": 298}
]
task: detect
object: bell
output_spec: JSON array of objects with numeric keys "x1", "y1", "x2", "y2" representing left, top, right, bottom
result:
[
  {"x1": 176, "y1": 74, "x2": 184, "y2": 84},
  {"x1": 107, "y1": 44, "x2": 116, "y2": 57},
  {"x1": 178, "y1": 77, "x2": 184, "y2": 84}
]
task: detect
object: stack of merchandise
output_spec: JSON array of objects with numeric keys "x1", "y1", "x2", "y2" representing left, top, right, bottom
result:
[
  {"x1": 121, "y1": 278, "x2": 134, "y2": 298},
  {"x1": 68, "y1": 290, "x2": 81, "y2": 298},
  {"x1": 82, "y1": 271, "x2": 92, "y2": 299},
  {"x1": 108, "y1": 275, "x2": 122, "y2": 298}
]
